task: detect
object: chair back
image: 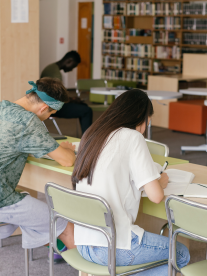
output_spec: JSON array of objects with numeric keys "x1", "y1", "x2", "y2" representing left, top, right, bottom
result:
[
  {"x1": 45, "y1": 182, "x2": 116, "y2": 275},
  {"x1": 165, "y1": 195, "x2": 207, "y2": 239},
  {"x1": 145, "y1": 139, "x2": 169, "y2": 157},
  {"x1": 75, "y1": 79, "x2": 107, "y2": 96}
]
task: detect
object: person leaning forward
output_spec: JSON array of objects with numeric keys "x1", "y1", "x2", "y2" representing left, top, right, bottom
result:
[{"x1": 0, "y1": 77, "x2": 76, "y2": 251}]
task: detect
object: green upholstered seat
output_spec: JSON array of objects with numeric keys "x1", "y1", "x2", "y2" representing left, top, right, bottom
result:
[
  {"x1": 181, "y1": 260, "x2": 207, "y2": 276},
  {"x1": 61, "y1": 248, "x2": 167, "y2": 276}
]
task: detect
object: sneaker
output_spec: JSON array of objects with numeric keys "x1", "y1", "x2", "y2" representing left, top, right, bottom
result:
[{"x1": 48, "y1": 246, "x2": 67, "y2": 264}]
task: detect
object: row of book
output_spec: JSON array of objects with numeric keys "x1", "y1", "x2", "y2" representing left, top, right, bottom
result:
[
  {"x1": 154, "y1": 46, "x2": 180, "y2": 59},
  {"x1": 153, "y1": 61, "x2": 181, "y2": 73},
  {"x1": 103, "y1": 3, "x2": 126, "y2": 15},
  {"x1": 102, "y1": 42, "x2": 125, "y2": 56},
  {"x1": 103, "y1": 30, "x2": 126, "y2": 42},
  {"x1": 183, "y1": 18, "x2": 207, "y2": 30},
  {"x1": 183, "y1": 33, "x2": 207, "y2": 46},
  {"x1": 101, "y1": 69, "x2": 148, "y2": 84},
  {"x1": 127, "y1": 2, "x2": 182, "y2": 16},
  {"x1": 153, "y1": 31, "x2": 179, "y2": 45},
  {"x1": 103, "y1": 16, "x2": 126, "y2": 29},
  {"x1": 153, "y1": 17, "x2": 181, "y2": 30},
  {"x1": 182, "y1": 47, "x2": 207, "y2": 55},
  {"x1": 183, "y1": 2, "x2": 207, "y2": 15},
  {"x1": 126, "y1": 58, "x2": 151, "y2": 71},
  {"x1": 102, "y1": 56, "x2": 125, "y2": 69}
]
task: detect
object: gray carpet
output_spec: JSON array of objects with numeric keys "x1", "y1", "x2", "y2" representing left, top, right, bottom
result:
[{"x1": 1, "y1": 91, "x2": 207, "y2": 275}]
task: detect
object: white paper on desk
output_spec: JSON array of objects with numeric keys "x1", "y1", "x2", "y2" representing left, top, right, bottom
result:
[
  {"x1": 184, "y1": 184, "x2": 207, "y2": 198},
  {"x1": 72, "y1": 142, "x2": 80, "y2": 154},
  {"x1": 11, "y1": 0, "x2": 29, "y2": 23}
]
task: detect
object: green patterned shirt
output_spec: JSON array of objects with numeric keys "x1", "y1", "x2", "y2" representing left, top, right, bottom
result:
[{"x1": 0, "y1": 101, "x2": 59, "y2": 208}]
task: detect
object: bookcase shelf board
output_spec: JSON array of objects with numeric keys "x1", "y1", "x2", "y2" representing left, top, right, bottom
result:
[{"x1": 102, "y1": 0, "x2": 207, "y2": 84}]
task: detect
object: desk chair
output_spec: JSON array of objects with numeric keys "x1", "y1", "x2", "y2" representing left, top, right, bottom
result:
[
  {"x1": 0, "y1": 190, "x2": 33, "y2": 276},
  {"x1": 145, "y1": 139, "x2": 169, "y2": 157},
  {"x1": 165, "y1": 195, "x2": 207, "y2": 276},
  {"x1": 45, "y1": 182, "x2": 168, "y2": 276}
]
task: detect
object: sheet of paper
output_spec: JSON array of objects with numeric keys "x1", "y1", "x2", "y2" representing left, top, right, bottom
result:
[
  {"x1": 81, "y1": 18, "x2": 87, "y2": 29},
  {"x1": 11, "y1": 0, "x2": 29, "y2": 23},
  {"x1": 184, "y1": 184, "x2": 207, "y2": 198},
  {"x1": 165, "y1": 169, "x2": 194, "y2": 184}
]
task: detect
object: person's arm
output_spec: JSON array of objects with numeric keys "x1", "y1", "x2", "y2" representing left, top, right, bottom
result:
[
  {"x1": 144, "y1": 172, "x2": 169, "y2": 204},
  {"x1": 48, "y1": 142, "x2": 76, "y2": 167}
]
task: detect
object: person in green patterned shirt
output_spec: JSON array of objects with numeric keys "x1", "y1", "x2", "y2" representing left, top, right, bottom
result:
[
  {"x1": 0, "y1": 77, "x2": 76, "y2": 253},
  {"x1": 41, "y1": 51, "x2": 93, "y2": 134}
]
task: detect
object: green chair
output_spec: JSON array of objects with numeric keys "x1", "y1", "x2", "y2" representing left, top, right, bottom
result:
[
  {"x1": 165, "y1": 195, "x2": 207, "y2": 276},
  {"x1": 145, "y1": 139, "x2": 169, "y2": 157},
  {"x1": 45, "y1": 182, "x2": 168, "y2": 276}
]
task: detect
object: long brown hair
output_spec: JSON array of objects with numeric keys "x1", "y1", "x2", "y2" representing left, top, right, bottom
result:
[{"x1": 72, "y1": 89, "x2": 153, "y2": 188}]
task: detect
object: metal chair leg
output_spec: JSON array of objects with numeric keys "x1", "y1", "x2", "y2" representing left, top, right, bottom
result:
[
  {"x1": 51, "y1": 118, "x2": 62, "y2": 135},
  {"x1": 0, "y1": 239, "x2": 2, "y2": 248},
  {"x1": 25, "y1": 249, "x2": 29, "y2": 276},
  {"x1": 160, "y1": 223, "x2": 168, "y2": 235},
  {"x1": 29, "y1": 249, "x2": 33, "y2": 261},
  {"x1": 49, "y1": 244, "x2": 54, "y2": 276}
]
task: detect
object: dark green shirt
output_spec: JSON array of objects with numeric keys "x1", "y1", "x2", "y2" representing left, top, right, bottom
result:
[
  {"x1": 0, "y1": 101, "x2": 59, "y2": 208},
  {"x1": 40, "y1": 63, "x2": 62, "y2": 81}
]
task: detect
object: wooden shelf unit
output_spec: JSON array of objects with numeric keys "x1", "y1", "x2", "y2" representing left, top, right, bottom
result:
[{"x1": 102, "y1": 0, "x2": 207, "y2": 85}]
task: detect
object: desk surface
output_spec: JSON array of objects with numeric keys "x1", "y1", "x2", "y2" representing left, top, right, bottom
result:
[
  {"x1": 26, "y1": 136, "x2": 189, "y2": 175},
  {"x1": 180, "y1": 88, "x2": 207, "y2": 96},
  {"x1": 90, "y1": 87, "x2": 183, "y2": 100}
]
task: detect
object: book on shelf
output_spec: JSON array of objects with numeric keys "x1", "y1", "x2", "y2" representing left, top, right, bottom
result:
[
  {"x1": 183, "y1": 18, "x2": 207, "y2": 30},
  {"x1": 103, "y1": 2, "x2": 126, "y2": 15},
  {"x1": 127, "y1": 29, "x2": 151, "y2": 37},
  {"x1": 103, "y1": 29, "x2": 126, "y2": 42},
  {"x1": 183, "y1": 33, "x2": 207, "y2": 46},
  {"x1": 153, "y1": 61, "x2": 181, "y2": 74},
  {"x1": 102, "y1": 56, "x2": 125, "y2": 69},
  {"x1": 154, "y1": 45, "x2": 180, "y2": 59},
  {"x1": 183, "y1": 2, "x2": 207, "y2": 15},
  {"x1": 153, "y1": 17, "x2": 181, "y2": 30},
  {"x1": 126, "y1": 58, "x2": 151, "y2": 71},
  {"x1": 182, "y1": 47, "x2": 207, "y2": 55},
  {"x1": 103, "y1": 16, "x2": 113, "y2": 29},
  {"x1": 153, "y1": 31, "x2": 179, "y2": 45}
]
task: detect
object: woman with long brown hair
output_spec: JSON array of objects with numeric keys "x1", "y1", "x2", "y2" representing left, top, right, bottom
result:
[{"x1": 72, "y1": 89, "x2": 190, "y2": 275}]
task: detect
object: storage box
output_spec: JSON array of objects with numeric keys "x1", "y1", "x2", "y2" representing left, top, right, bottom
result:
[{"x1": 169, "y1": 100, "x2": 207, "y2": 135}]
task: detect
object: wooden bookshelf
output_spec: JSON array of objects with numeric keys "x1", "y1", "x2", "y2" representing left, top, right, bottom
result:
[{"x1": 102, "y1": 0, "x2": 207, "y2": 86}]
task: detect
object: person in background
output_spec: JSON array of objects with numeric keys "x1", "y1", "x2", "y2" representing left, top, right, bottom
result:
[
  {"x1": 41, "y1": 51, "x2": 93, "y2": 134},
  {"x1": 72, "y1": 89, "x2": 190, "y2": 276},
  {"x1": 0, "y1": 78, "x2": 76, "y2": 266}
]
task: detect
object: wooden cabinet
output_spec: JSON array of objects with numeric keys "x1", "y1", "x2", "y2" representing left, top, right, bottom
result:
[{"x1": 0, "y1": 0, "x2": 39, "y2": 102}]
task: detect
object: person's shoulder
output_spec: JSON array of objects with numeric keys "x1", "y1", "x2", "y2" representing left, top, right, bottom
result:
[{"x1": 118, "y1": 127, "x2": 144, "y2": 140}]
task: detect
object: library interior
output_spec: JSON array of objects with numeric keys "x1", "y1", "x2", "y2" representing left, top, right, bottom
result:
[{"x1": 2, "y1": 0, "x2": 207, "y2": 276}]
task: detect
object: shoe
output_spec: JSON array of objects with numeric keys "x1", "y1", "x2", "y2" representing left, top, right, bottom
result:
[{"x1": 48, "y1": 246, "x2": 67, "y2": 264}]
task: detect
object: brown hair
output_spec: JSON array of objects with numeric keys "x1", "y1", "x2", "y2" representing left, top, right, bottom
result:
[
  {"x1": 72, "y1": 89, "x2": 154, "y2": 188},
  {"x1": 26, "y1": 77, "x2": 70, "y2": 110}
]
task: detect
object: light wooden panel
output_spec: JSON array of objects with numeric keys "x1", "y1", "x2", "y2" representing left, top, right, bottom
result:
[
  {"x1": 0, "y1": 0, "x2": 39, "y2": 102},
  {"x1": 183, "y1": 54, "x2": 207, "y2": 78},
  {"x1": 148, "y1": 76, "x2": 178, "y2": 128}
]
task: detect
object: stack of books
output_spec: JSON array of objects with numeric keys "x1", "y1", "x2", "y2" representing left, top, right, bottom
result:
[
  {"x1": 153, "y1": 17, "x2": 181, "y2": 30},
  {"x1": 102, "y1": 56, "x2": 125, "y2": 69},
  {"x1": 103, "y1": 29, "x2": 126, "y2": 42},
  {"x1": 103, "y1": 2, "x2": 126, "y2": 15},
  {"x1": 126, "y1": 58, "x2": 151, "y2": 71},
  {"x1": 183, "y1": 18, "x2": 207, "y2": 30},
  {"x1": 183, "y1": 33, "x2": 207, "y2": 45},
  {"x1": 154, "y1": 46, "x2": 180, "y2": 59},
  {"x1": 183, "y1": 2, "x2": 207, "y2": 15}
]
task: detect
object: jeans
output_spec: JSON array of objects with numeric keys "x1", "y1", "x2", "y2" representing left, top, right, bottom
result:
[
  {"x1": 77, "y1": 231, "x2": 190, "y2": 276},
  {"x1": 54, "y1": 102, "x2": 93, "y2": 134}
]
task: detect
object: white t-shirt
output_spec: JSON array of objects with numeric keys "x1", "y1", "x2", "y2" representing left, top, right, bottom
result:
[{"x1": 74, "y1": 128, "x2": 160, "y2": 250}]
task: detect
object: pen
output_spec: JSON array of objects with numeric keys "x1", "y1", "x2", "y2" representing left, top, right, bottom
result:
[
  {"x1": 196, "y1": 183, "x2": 207, "y2": 189},
  {"x1": 160, "y1": 161, "x2": 168, "y2": 174}
]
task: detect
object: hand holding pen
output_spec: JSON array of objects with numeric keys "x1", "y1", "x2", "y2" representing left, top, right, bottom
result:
[{"x1": 160, "y1": 161, "x2": 168, "y2": 174}]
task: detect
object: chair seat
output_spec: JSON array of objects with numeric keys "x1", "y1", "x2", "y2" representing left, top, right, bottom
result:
[
  {"x1": 181, "y1": 260, "x2": 207, "y2": 276},
  {"x1": 61, "y1": 248, "x2": 167, "y2": 276}
]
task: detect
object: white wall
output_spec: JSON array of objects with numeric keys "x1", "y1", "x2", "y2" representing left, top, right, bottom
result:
[{"x1": 40, "y1": 0, "x2": 102, "y2": 88}]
